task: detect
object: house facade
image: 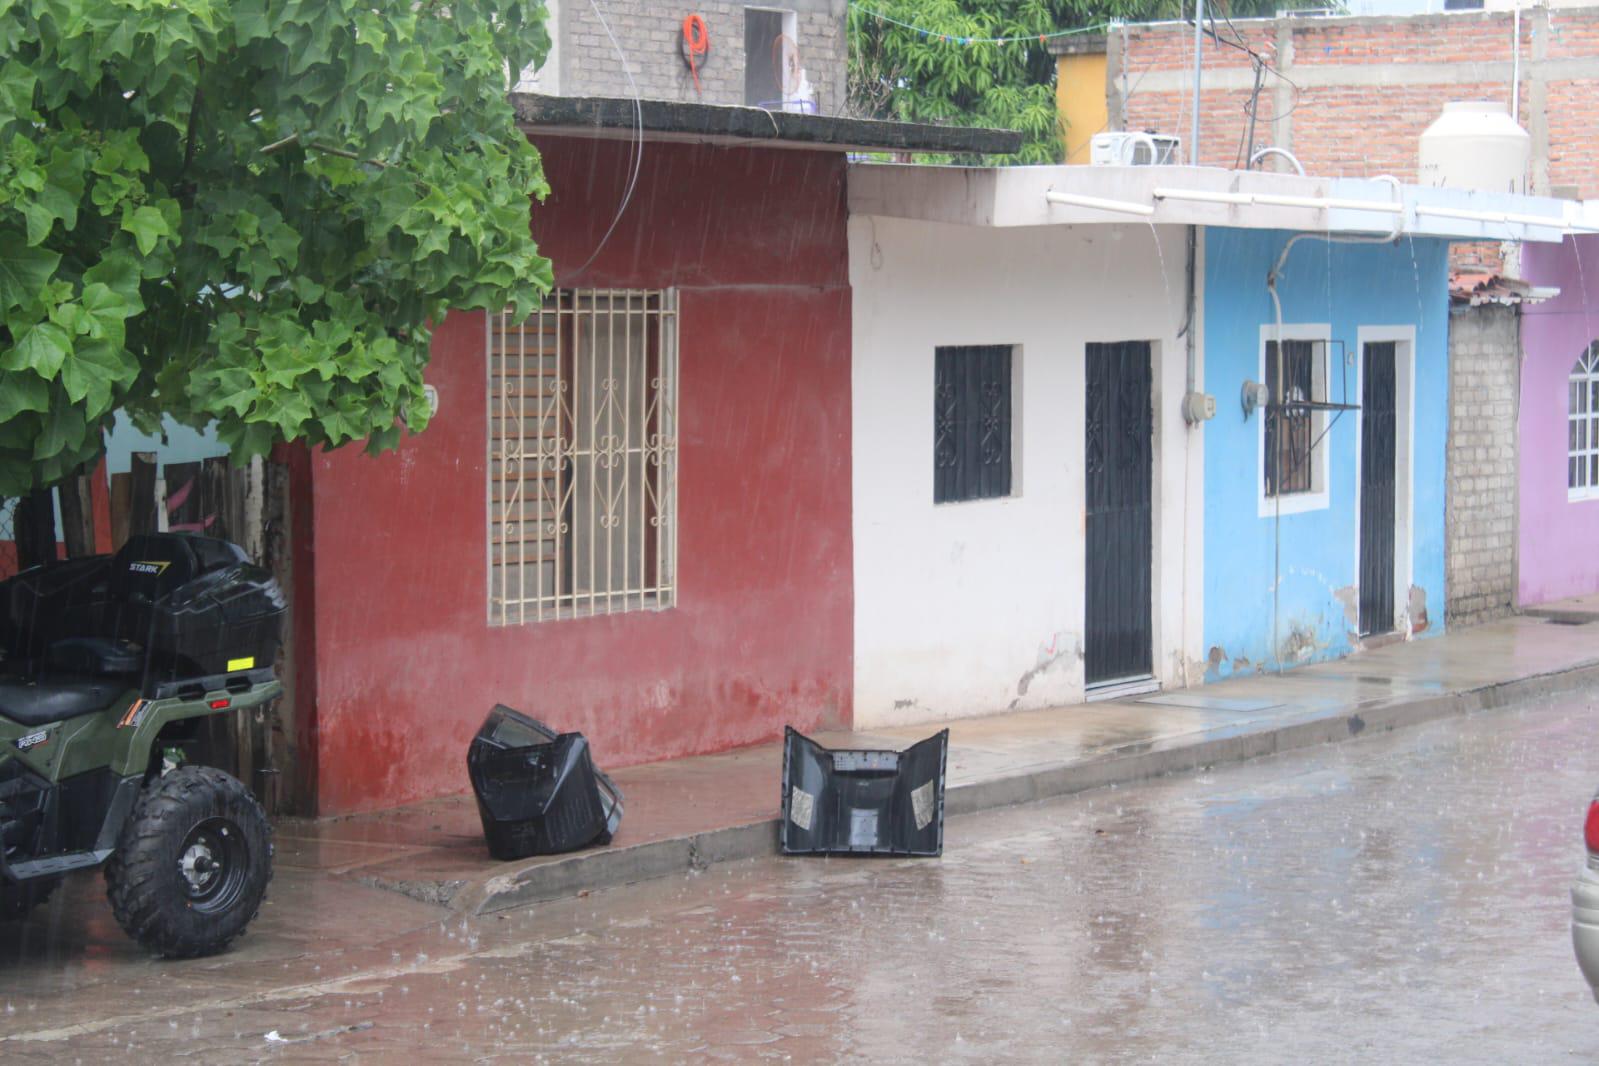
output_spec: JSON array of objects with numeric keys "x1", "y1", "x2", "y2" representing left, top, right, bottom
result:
[
  {"x1": 286, "y1": 100, "x2": 1014, "y2": 814},
  {"x1": 845, "y1": 162, "x2": 1570, "y2": 725},
  {"x1": 1202, "y1": 228, "x2": 1450, "y2": 675},
  {"x1": 1069, "y1": 6, "x2": 1599, "y2": 199},
  {"x1": 848, "y1": 210, "x2": 1204, "y2": 724},
  {"x1": 517, "y1": 0, "x2": 847, "y2": 115},
  {"x1": 1061, "y1": 6, "x2": 1599, "y2": 622},
  {"x1": 1519, "y1": 231, "x2": 1599, "y2": 605}
]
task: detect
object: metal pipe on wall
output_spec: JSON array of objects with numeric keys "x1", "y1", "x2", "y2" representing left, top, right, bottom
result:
[
  {"x1": 1512, "y1": 0, "x2": 1522, "y2": 123},
  {"x1": 1190, "y1": 0, "x2": 1204, "y2": 164}
]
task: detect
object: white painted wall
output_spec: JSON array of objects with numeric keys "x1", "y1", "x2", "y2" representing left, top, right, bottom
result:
[{"x1": 850, "y1": 215, "x2": 1206, "y2": 729}]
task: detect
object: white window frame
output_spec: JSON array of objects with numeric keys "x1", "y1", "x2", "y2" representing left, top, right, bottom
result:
[
  {"x1": 486, "y1": 288, "x2": 680, "y2": 625},
  {"x1": 743, "y1": 6, "x2": 799, "y2": 106},
  {"x1": 1257, "y1": 323, "x2": 1332, "y2": 517},
  {"x1": 1569, "y1": 341, "x2": 1599, "y2": 502}
]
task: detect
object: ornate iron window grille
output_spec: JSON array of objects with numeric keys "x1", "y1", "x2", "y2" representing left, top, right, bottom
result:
[
  {"x1": 933, "y1": 345, "x2": 1013, "y2": 504},
  {"x1": 487, "y1": 289, "x2": 679, "y2": 625}
]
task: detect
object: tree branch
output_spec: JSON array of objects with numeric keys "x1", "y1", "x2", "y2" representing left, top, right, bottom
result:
[
  {"x1": 181, "y1": 58, "x2": 204, "y2": 176},
  {"x1": 258, "y1": 132, "x2": 389, "y2": 169}
]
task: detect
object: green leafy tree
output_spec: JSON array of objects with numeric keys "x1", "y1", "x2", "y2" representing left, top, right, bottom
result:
[
  {"x1": 0, "y1": 0, "x2": 554, "y2": 495},
  {"x1": 849, "y1": 0, "x2": 1275, "y2": 164}
]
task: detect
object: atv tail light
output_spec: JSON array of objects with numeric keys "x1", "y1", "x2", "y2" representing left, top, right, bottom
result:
[
  {"x1": 1585, "y1": 799, "x2": 1599, "y2": 854},
  {"x1": 208, "y1": 698, "x2": 231, "y2": 710}
]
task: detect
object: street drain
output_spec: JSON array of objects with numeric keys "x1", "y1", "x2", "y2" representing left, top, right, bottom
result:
[{"x1": 1545, "y1": 616, "x2": 1593, "y2": 626}]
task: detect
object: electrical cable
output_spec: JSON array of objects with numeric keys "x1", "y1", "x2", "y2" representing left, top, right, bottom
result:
[
  {"x1": 681, "y1": 14, "x2": 709, "y2": 95},
  {"x1": 566, "y1": 0, "x2": 643, "y2": 282}
]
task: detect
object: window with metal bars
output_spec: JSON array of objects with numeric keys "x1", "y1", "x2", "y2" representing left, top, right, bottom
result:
[
  {"x1": 934, "y1": 345, "x2": 1014, "y2": 504},
  {"x1": 1264, "y1": 339, "x2": 1321, "y2": 497},
  {"x1": 488, "y1": 289, "x2": 679, "y2": 625},
  {"x1": 1570, "y1": 341, "x2": 1599, "y2": 501}
]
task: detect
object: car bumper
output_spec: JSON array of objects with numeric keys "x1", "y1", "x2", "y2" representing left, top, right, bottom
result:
[{"x1": 1571, "y1": 864, "x2": 1599, "y2": 1002}]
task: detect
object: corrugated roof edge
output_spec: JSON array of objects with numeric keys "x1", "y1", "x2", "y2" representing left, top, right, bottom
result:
[{"x1": 509, "y1": 93, "x2": 1022, "y2": 157}]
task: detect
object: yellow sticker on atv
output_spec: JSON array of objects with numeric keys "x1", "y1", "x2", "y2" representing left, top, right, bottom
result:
[{"x1": 227, "y1": 656, "x2": 256, "y2": 671}]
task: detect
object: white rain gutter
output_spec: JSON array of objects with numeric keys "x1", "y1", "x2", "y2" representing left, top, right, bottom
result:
[
  {"x1": 1043, "y1": 189, "x2": 1155, "y2": 217},
  {"x1": 1153, "y1": 187, "x2": 1402, "y2": 214}
]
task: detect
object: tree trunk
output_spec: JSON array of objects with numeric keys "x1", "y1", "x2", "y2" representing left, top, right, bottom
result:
[{"x1": 58, "y1": 471, "x2": 96, "y2": 558}]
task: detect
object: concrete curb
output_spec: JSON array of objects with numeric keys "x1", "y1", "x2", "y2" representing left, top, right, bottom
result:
[{"x1": 437, "y1": 660, "x2": 1599, "y2": 916}]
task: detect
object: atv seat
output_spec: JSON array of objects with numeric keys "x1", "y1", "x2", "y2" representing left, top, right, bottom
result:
[{"x1": 0, "y1": 677, "x2": 130, "y2": 728}]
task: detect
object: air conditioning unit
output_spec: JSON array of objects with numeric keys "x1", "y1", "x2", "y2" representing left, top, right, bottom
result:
[{"x1": 1091, "y1": 132, "x2": 1183, "y2": 166}]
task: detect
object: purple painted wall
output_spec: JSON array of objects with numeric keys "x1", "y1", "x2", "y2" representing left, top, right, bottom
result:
[{"x1": 1519, "y1": 235, "x2": 1599, "y2": 606}]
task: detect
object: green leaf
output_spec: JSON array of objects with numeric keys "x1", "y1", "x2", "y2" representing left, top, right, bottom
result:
[
  {"x1": 60, "y1": 339, "x2": 135, "y2": 409},
  {"x1": 82, "y1": 252, "x2": 142, "y2": 302},
  {"x1": 122, "y1": 204, "x2": 169, "y2": 256},
  {"x1": 21, "y1": 202, "x2": 55, "y2": 245},
  {"x1": 32, "y1": 402, "x2": 86, "y2": 461},
  {"x1": 6, "y1": 321, "x2": 72, "y2": 377},
  {"x1": 0, "y1": 372, "x2": 49, "y2": 421},
  {"x1": 0, "y1": 60, "x2": 39, "y2": 118},
  {"x1": 0, "y1": 244, "x2": 60, "y2": 311}
]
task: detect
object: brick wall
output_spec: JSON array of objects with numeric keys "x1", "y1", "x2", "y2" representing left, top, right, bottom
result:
[
  {"x1": 552, "y1": 0, "x2": 847, "y2": 115},
  {"x1": 1445, "y1": 303, "x2": 1520, "y2": 625},
  {"x1": 1108, "y1": 8, "x2": 1599, "y2": 197}
]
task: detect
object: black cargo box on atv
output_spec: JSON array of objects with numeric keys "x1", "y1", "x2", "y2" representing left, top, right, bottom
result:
[{"x1": 1, "y1": 533, "x2": 284, "y2": 697}]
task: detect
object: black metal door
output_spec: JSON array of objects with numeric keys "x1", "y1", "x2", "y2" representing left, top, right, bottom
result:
[
  {"x1": 1360, "y1": 342, "x2": 1397, "y2": 636},
  {"x1": 1085, "y1": 342, "x2": 1153, "y2": 685}
]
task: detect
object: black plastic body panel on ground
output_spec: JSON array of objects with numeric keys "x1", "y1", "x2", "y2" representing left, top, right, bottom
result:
[
  {"x1": 467, "y1": 705, "x2": 625, "y2": 861},
  {"x1": 780, "y1": 727, "x2": 949, "y2": 857}
]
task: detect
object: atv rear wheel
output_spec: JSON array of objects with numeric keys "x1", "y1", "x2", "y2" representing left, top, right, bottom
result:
[{"x1": 105, "y1": 766, "x2": 272, "y2": 958}]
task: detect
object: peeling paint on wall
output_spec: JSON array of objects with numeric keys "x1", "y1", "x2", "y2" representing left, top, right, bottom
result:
[
  {"x1": 1407, "y1": 585, "x2": 1430, "y2": 635},
  {"x1": 1279, "y1": 620, "x2": 1327, "y2": 664},
  {"x1": 1016, "y1": 635, "x2": 1083, "y2": 699},
  {"x1": 1333, "y1": 585, "x2": 1359, "y2": 628}
]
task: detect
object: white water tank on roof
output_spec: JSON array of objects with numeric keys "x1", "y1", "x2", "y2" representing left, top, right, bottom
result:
[{"x1": 1418, "y1": 101, "x2": 1530, "y2": 195}]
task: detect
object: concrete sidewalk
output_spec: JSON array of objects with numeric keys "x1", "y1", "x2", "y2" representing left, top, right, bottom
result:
[{"x1": 274, "y1": 606, "x2": 1599, "y2": 915}]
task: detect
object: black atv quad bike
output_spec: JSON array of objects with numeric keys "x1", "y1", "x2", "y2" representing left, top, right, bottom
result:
[{"x1": 0, "y1": 532, "x2": 285, "y2": 957}]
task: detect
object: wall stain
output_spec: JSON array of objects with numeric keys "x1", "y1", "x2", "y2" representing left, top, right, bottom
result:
[
  {"x1": 1279, "y1": 619, "x2": 1326, "y2": 664},
  {"x1": 1407, "y1": 585, "x2": 1430, "y2": 635},
  {"x1": 1014, "y1": 637, "x2": 1083, "y2": 702}
]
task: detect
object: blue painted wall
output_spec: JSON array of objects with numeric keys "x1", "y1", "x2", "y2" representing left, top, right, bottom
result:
[
  {"x1": 102, "y1": 412, "x2": 227, "y2": 476},
  {"x1": 1202, "y1": 228, "x2": 1450, "y2": 677}
]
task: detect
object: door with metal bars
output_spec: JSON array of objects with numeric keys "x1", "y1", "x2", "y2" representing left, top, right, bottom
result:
[
  {"x1": 1359, "y1": 341, "x2": 1397, "y2": 636},
  {"x1": 1084, "y1": 341, "x2": 1154, "y2": 687},
  {"x1": 487, "y1": 289, "x2": 679, "y2": 625}
]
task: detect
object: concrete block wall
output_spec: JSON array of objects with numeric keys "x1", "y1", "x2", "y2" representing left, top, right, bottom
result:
[
  {"x1": 552, "y1": 0, "x2": 846, "y2": 114},
  {"x1": 1445, "y1": 303, "x2": 1520, "y2": 625},
  {"x1": 1106, "y1": 8, "x2": 1599, "y2": 198}
]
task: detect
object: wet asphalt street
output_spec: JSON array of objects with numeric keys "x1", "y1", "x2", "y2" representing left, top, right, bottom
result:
[{"x1": 5, "y1": 689, "x2": 1599, "y2": 1062}]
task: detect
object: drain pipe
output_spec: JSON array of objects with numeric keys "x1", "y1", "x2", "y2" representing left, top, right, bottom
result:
[
  {"x1": 1183, "y1": 225, "x2": 1198, "y2": 400},
  {"x1": 1512, "y1": 0, "x2": 1522, "y2": 123}
]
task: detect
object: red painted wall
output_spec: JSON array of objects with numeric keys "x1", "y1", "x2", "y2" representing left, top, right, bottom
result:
[{"x1": 304, "y1": 137, "x2": 854, "y2": 814}]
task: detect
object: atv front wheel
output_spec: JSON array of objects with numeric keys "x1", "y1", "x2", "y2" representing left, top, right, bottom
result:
[{"x1": 105, "y1": 766, "x2": 273, "y2": 958}]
